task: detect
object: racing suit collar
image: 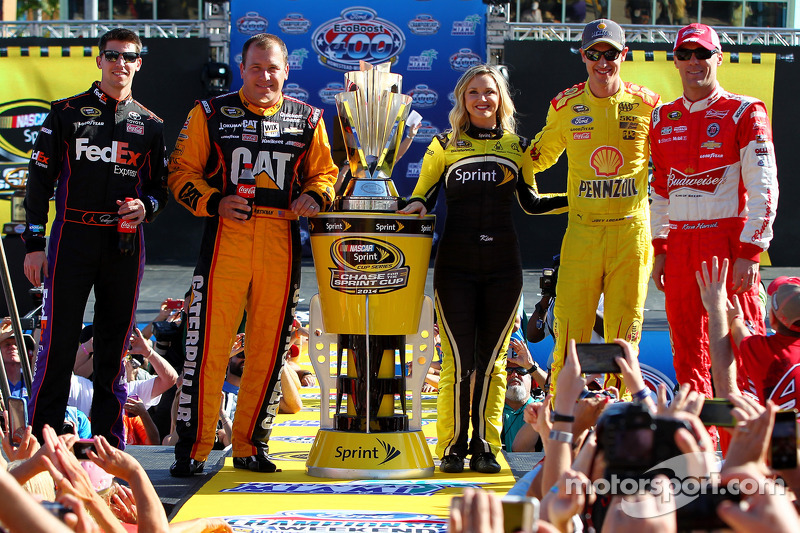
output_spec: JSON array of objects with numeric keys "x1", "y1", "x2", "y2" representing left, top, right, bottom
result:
[
  {"x1": 465, "y1": 120, "x2": 503, "y2": 140},
  {"x1": 91, "y1": 81, "x2": 132, "y2": 106},
  {"x1": 681, "y1": 83, "x2": 723, "y2": 113},
  {"x1": 239, "y1": 89, "x2": 283, "y2": 117},
  {"x1": 583, "y1": 79, "x2": 625, "y2": 107}
]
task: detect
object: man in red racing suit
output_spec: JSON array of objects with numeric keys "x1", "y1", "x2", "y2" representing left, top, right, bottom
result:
[
  {"x1": 167, "y1": 33, "x2": 336, "y2": 476},
  {"x1": 650, "y1": 23, "x2": 778, "y2": 403}
]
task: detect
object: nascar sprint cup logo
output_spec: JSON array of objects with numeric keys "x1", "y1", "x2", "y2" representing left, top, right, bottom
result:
[
  {"x1": 329, "y1": 237, "x2": 409, "y2": 294},
  {"x1": 312, "y1": 7, "x2": 405, "y2": 71},
  {"x1": 0, "y1": 99, "x2": 50, "y2": 162}
]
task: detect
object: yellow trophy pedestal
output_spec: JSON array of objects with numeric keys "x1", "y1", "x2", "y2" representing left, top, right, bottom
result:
[{"x1": 306, "y1": 212, "x2": 436, "y2": 479}]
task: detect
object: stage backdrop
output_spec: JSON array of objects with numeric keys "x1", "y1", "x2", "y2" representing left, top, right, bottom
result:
[
  {"x1": 228, "y1": 0, "x2": 487, "y2": 197},
  {"x1": 505, "y1": 40, "x2": 799, "y2": 267}
]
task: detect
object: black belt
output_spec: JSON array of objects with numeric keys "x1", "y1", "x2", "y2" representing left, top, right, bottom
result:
[{"x1": 65, "y1": 208, "x2": 119, "y2": 226}]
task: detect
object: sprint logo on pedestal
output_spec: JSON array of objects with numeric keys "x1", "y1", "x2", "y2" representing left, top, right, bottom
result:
[{"x1": 335, "y1": 439, "x2": 401, "y2": 465}]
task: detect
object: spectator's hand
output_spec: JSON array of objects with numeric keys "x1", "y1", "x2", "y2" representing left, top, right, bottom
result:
[
  {"x1": 508, "y1": 338, "x2": 534, "y2": 369},
  {"x1": 542, "y1": 469, "x2": 595, "y2": 529},
  {"x1": 123, "y1": 396, "x2": 148, "y2": 418},
  {"x1": 696, "y1": 256, "x2": 729, "y2": 313},
  {"x1": 730, "y1": 258, "x2": 759, "y2": 295},
  {"x1": 727, "y1": 294, "x2": 744, "y2": 329},
  {"x1": 573, "y1": 395, "x2": 609, "y2": 436},
  {"x1": 128, "y1": 327, "x2": 152, "y2": 357},
  {"x1": 24, "y1": 251, "x2": 48, "y2": 286},
  {"x1": 116, "y1": 198, "x2": 145, "y2": 226},
  {"x1": 109, "y1": 482, "x2": 137, "y2": 524},
  {"x1": 602, "y1": 475, "x2": 677, "y2": 533},
  {"x1": 524, "y1": 392, "x2": 552, "y2": 438},
  {"x1": 1, "y1": 422, "x2": 39, "y2": 461},
  {"x1": 421, "y1": 382, "x2": 436, "y2": 393},
  {"x1": 717, "y1": 470, "x2": 799, "y2": 532},
  {"x1": 652, "y1": 253, "x2": 666, "y2": 292},
  {"x1": 657, "y1": 383, "x2": 704, "y2": 417},
  {"x1": 397, "y1": 200, "x2": 427, "y2": 216},
  {"x1": 88, "y1": 435, "x2": 142, "y2": 481},
  {"x1": 671, "y1": 411, "x2": 716, "y2": 479},
  {"x1": 723, "y1": 397, "x2": 774, "y2": 474},
  {"x1": 448, "y1": 487, "x2": 503, "y2": 533},
  {"x1": 218, "y1": 194, "x2": 250, "y2": 221},
  {"x1": 613, "y1": 338, "x2": 648, "y2": 399},
  {"x1": 290, "y1": 193, "x2": 321, "y2": 218},
  {"x1": 57, "y1": 493, "x2": 99, "y2": 533},
  {"x1": 554, "y1": 339, "x2": 586, "y2": 416}
]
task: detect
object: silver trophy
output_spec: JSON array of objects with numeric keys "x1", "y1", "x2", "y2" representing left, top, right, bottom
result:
[{"x1": 336, "y1": 61, "x2": 413, "y2": 212}]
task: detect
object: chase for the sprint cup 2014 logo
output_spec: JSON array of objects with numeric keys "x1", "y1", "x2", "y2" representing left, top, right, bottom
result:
[
  {"x1": 329, "y1": 237, "x2": 409, "y2": 295},
  {"x1": 312, "y1": 7, "x2": 406, "y2": 71}
]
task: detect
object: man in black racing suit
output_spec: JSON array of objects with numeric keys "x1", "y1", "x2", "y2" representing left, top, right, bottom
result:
[{"x1": 22, "y1": 28, "x2": 168, "y2": 447}]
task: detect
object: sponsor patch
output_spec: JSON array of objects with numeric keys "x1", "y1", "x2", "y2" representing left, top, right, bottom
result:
[
  {"x1": 221, "y1": 106, "x2": 244, "y2": 118},
  {"x1": 668, "y1": 111, "x2": 682, "y2": 120},
  {"x1": 573, "y1": 132, "x2": 591, "y2": 140},
  {"x1": 242, "y1": 133, "x2": 257, "y2": 142},
  {"x1": 126, "y1": 123, "x2": 144, "y2": 135},
  {"x1": 572, "y1": 104, "x2": 590, "y2": 113},
  {"x1": 80, "y1": 107, "x2": 101, "y2": 117},
  {"x1": 706, "y1": 122, "x2": 720, "y2": 137},
  {"x1": 262, "y1": 121, "x2": 280, "y2": 138}
]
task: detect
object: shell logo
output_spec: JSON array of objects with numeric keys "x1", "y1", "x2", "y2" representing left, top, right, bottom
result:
[{"x1": 590, "y1": 146, "x2": 624, "y2": 177}]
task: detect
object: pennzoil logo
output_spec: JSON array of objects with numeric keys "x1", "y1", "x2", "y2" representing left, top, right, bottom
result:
[
  {"x1": 0, "y1": 99, "x2": 50, "y2": 161},
  {"x1": 329, "y1": 237, "x2": 409, "y2": 294}
]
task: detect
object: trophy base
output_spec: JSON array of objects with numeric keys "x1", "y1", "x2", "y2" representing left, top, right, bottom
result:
[
  {"x1": 305, "y1": 428, "x2": 434, "y2": 479},
  {"x1": 338, "y1": 196, "x2": 399, "y2": 212}
]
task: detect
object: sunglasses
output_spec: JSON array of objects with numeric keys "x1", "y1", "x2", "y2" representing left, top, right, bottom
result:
[
  {"x1": 101, "y1": 50, "x2": 140, "y2": 63},
  {"x1": 674, "y1": 48, "x2": 718, "y2": 61},
  {"x1": 507, "y1": 366, "x2": 530, "y2": 376},
  {"x1": 584, "y1": 48, "x2": 622, "y2": 62}
]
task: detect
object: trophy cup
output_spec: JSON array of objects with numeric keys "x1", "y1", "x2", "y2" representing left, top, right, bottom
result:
[
  {"x1": 335, "y1": 62, "x2": 411, "y2": 212},
  {"x1": 305, "y1": 62, "x2": 437, "y2": 479}
]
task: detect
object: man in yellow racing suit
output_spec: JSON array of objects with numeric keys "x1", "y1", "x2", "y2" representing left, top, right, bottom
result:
[{"x1": 530, "y1": 19, "x2": 660, "y2": 397}]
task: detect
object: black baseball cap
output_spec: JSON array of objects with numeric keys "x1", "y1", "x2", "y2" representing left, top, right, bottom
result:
[{"x1": 582, "y1": 19, "x2": 626, "y2": 51}]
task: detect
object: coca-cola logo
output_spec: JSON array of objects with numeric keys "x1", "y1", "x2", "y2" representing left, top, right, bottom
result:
[
  {"x1": 237, "y1": 184, "x2": 256, "y2": 198},
  {"x1": 118, "y1": 219, "x2": 136, "y2": 232},
  {"x1": 667, "y1": 166, "x2": 727, "y2": 194}
]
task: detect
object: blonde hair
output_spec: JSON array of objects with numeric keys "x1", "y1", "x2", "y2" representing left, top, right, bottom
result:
[{"x1": 446, "y1": 64, "x2": 516, "y2": 149}]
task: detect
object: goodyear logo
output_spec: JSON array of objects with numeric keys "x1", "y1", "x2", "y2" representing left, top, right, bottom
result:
[
  {"x1": 237, "y1": 11, "x2": 268, "y2": 35},
  {"x1": 329, "y1": 237, "x2": 409, "y2": 294},
  {"x1": 312, "y1": 7, "x2": 405, "y2": 72},
  {"x1": 0, "y1": 99, "x2": 50, "y2": 161}
]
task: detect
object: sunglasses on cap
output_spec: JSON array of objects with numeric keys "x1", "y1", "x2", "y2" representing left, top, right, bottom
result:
[
  {"x1": 101, "y1": 50, "x2": 140, "y2": 63},
  {"x1": 674, "y1": 48, "x2": 718, "y2": 61},
  {"x1": 583, "y1": 48, "x2": 622, "y2": 62}
]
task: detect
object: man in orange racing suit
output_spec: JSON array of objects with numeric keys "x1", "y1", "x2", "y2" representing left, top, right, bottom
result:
[
  {"x1": 168, "y1": 33, "x2": 336, "y2": 476},
  {"x1": 529, "y1": 19, "x2": 660, "y2": 398}
]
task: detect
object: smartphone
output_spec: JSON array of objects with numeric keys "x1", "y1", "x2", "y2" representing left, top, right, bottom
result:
[
  {"x1": 699, "y1": 398, "x2": 736, "y2": 427},
  {"x1": 576, "y1": 343, "x2": 623, "y2": 374},
  {"x1": 165, "y1": 298, "x2": 184, "y2": 310},
  {"x1": 771, "y1": 410, "x2": 798, "y2": 470},
  {"x1": 501, "y1": 496, "x2": 539, "y2": 533},
  {"x1": 6, "y1": 396, "x2": 28, "y2": 445},
  {"x1": 40, "y1": 501, "x2": 73, "y2": 520},
  {"x1": 73, "y1": 439, "x2": 97, "y2": 460}
]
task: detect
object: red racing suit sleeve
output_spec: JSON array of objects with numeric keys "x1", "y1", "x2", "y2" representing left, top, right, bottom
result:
[
  {"x1": 649, "y1": 104, "x2": 669, "y2": 256},
  {"x1": 167, "y1": 104, "x2": 221, "y2": 217},
  {"x1": 737, "y1": 101, "x2": 778, "y2": 261}
]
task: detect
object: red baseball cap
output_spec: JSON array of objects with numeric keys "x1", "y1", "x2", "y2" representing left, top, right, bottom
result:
[
  {"x1": 767, "y1": 276, "x2": 800, "y2": 332},
  {"x1": 674, "y1": 23, "x2": 722, "y2": 52}
]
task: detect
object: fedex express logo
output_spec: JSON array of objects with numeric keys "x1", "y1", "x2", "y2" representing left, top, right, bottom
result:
[
  {"x1": 75, "y1": 138, "x2": 141, "y2": 165},
  {"x1": 312, "y1": 7, "x2": 405, "y2": 71},
  {"x1": 667, "y1": 166, "x2": 727, "y2": 194}
]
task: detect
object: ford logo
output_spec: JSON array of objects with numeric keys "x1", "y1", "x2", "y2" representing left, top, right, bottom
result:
[{"x1": 571, "y1": 116, "x2": 593, "y2": 126}]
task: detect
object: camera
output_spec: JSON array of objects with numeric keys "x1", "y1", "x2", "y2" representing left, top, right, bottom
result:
[
  {"x1": 152, "y1": 320, "x2": 182, "y2": 343},
  {"x1": 598, "y1": 402, "x2": 692, "y2": 486},
  {"x1": 540, "y1": 267, "x2": 558, "y2": 298},
  {"x1": 40, "y1": 501, "x2": 73, "y2": 520}
]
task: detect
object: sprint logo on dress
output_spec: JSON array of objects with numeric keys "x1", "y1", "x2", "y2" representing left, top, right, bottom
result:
[
  {"x1": 75, "y1": 138, "x2": 141, "y2": 165},
  {"x1": 454, "y1": 167, "x2": 496, "y2": 183},
  {"x1": 578, "y1": 178, "x2": 638, "y2": 199}
]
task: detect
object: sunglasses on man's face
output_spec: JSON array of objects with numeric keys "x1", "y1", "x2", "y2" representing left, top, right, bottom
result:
[
  {"x1": 674, "y1": 48, "x2": 718, "y2": 61},
  {"x1": 583, "y1": 48, "x2": 622, "y2": 62},
  {"x1": 101, "y1": 50, "x2": 140, "y2": 63},
  {"x1": 507, "y1": 366, "x2": 530, "y2": 376}
]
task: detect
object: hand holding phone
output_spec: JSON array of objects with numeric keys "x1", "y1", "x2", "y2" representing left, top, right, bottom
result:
[
  {"x1": 771, "y1": 410, "x2": 798, "y2": 470},
  {"x1": 699, "y1": 398, "x2": 736, "y2": 427},
  {"x1": 165, "y1": 298, "x2": 184, "y2": 310},
  {"x1": 576, "y1": 343, "x2": 623, "y2": 374},
  {"x1": 501, "y1": 496, "x2": 539, "y2": 533},
  {"x1": 73, "y1": 438, "x2": 97, "y2": 460},
  {"x1": 6, "y1": 396, "x2": 28, "y2": 446}
]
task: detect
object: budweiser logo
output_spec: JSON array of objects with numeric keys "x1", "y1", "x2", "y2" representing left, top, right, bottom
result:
[
  {"x1": 667, "y1": 167, "x2": 727, "y2": 194},
  {"x1": 237, "y1": 184, "x2": 256, "y2": 198}
]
